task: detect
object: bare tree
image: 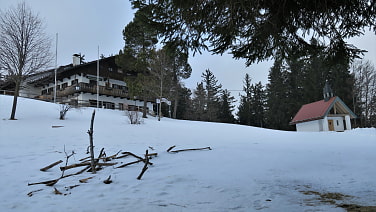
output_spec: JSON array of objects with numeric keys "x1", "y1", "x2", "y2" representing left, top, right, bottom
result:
[
  {"x1": 352, "y1": 59, "x2": 376, "y2": 127},
  {"x1": 0, "y1": 2, "x2": 52, "y2": 120}
]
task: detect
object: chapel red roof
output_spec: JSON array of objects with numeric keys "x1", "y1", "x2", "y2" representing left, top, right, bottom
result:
[{"x1": 290, "y1": 97, "x2": 336, "y2": 124}]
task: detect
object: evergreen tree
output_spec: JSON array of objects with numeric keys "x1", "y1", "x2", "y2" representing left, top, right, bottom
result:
[
  {"x1": 250, "y1": 82, "x2": 266, "y2": 127},
  {"x1": 266, "y1": 59, "x2": 292, "y2": 130},
  {"x1": 131, "y1": 0, "x2": 373, "y2": 66},
  {"x1": 175, "y1": 87, "x2": 193, "y2": 120},
  {"x1": 116, "y1": 9, "x2": 158, "y2": 118},
  {"x1": 218, "y1": 89, "x2": 236, "y2": 123},
  {"x1": 237, "y1": 73, "x2": 253, "y2": 125},
  {"x1": 201, "y1": 69, "x2": 222, "y2": 122},
  {"x1": 191, "y1": 82, "x2": 206, "y2": 121}
]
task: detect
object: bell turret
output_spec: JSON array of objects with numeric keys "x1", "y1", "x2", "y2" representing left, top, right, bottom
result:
[{"x1": 323, "y1": 81, "x2": 333, "y2": 102}]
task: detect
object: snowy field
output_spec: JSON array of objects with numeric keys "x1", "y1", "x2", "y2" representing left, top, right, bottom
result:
[{"x1": 0, "y1": 95, "x2": 375, "y2": 212}]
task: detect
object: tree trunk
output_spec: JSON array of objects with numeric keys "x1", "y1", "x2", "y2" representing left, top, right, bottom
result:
[
  {"x1": 10, "y1": 79, "x2": 21, "y2": 120},
  {"x1": 173, "y1": 98, "x2": 178, "y2": 119},
  {"x1": 142, "y1": 96, "x2": 147, "y2": 118}
]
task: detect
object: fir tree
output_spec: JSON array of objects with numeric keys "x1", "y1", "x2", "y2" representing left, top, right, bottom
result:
[
  {"x1": 201, "y1": 69, "x2": 222, "y2": 122},
  {"x1": 218, "y1": 89, "x2": 236, "y2": 123},
  {"x1": 191, "y1": 82, "x2": 206, "y2": 121},
  {"x1": 250, "y1": 82, "x2": 266, "y2": 127},
  {"x1": 237, "y1": 74, "x2": 253, "y2": 125}
]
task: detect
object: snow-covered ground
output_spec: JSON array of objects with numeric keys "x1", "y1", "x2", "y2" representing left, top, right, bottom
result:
[{"x1": 0, "y1": 95, "x2": 375, "y2": 212}]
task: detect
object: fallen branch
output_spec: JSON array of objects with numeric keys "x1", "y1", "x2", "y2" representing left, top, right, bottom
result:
[
  {"x1": 137, "y1": 150, "x2": 149, "y2": 180},
  {"x1": 27, "y1": 189, "x2": 43, "y2": 197},
  {"x1": 169, "y1": 147, "x2": 212, "y2": 153},
  {"x1": 79, "y1": 156, "x2": 90, "y2": 161},
  {"x1": 167, "y1": 145, "x2": 176, "y2": 152},
  {"x1": 121, "y1": 151, "x2": 153, "y2": 165},
  {"x1": 40, "y1": 160, "x2": 63, "y2": 172},
  {"x1": 99, "y1": 150, "x2": 121, "y2": 162},
  {"x1": 60, "y1": 162, "x2": 118, "y2": 171},
  {"x1": 29, "y1": 165, "x2": 92, "y2": 187},
  {"x1": 54, "y1": 187, "x2": 63, "y2": 195},
  {"x1": 28, "y1": 178, "x2": 60, "y2": 186},
  {"x1": 146, "y1": 153, "x2": 158, "y2": 158},
  {"x1": 116, "y1": 159, "x2": 144, "y2": 168},
  {"x1": 103, "y1": 175, "x2": 112, "y2": 184},
  {"x1": 79, "y1": 176, "x2": 93, "y2": 183}
]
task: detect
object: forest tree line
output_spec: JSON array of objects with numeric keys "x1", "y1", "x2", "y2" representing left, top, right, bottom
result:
[
  {"x1": 117, "y1": 0, "x2": 376, "y2": 130},
  {"x1": 115, "y1": 9, "x2": 376, "y2": 130}
]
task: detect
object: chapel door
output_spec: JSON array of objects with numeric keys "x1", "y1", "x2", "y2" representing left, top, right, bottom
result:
[{"x1": 328, "y1": 120, "x2": 334, "y2": 131}]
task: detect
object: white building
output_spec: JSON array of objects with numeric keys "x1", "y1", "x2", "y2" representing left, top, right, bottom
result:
[
  {"x1": 23, "y1": 55, "x2": 153, "y2": 113},
  {"x1": 290, "y1": 82, "x2": 357, "y2": 132}
]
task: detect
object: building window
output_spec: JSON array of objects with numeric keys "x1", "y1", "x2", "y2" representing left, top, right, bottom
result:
[
  {"x1": 47, "y1": 87, "x2": 54, "y2": 94},
  {"x1": 336, "y1": 120, "x2": 339, "y2": 126},
  {"x1": 71, "y1": 79, "x2": 78, "y2": 85},
  {"x1": 62, "y1": 83, "x2": 68, "y2": 89}
]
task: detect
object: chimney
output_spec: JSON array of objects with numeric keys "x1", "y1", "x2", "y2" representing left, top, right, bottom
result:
[{"x1": 72, "y1": 54, "x2": 80, "y2": 66}]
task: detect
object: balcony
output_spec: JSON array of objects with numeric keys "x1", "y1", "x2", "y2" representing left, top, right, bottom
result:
[{"x1": 57, "y1": 82, "x2": 129, "y2": 98}]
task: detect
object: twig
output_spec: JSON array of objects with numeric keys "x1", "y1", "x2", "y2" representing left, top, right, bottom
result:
[
  {"x1": 121, "y1": 151, "x2": 153, "y2": 165},
  {"x1": 116, "y1": 159, "x2": 144, "y2": 168},
  {"x1": 103, "y1": 175, "x2": 112, "y2": 184},
  {"x1": 169, "y1": 147, "x2": 212, "y2": 153},
  {"x1": 167, "y1": 145, "x2": 176, "y2": 152},
  {"x1": 61, "y1": 146, "x2": 75, "y2": 177},
  {"x1": 40, "y1": 160, "x2": 63, "y2": 171},
  {"x1": 27, "y1": 189, "x2": 43, "y2": 197},
  {"x1": 79, "y1": 176, "x2": 93, "y2": 183},
  {"x1": 60, "y1": 162, "x2": 118, "y2": 171},
  {"x1": 54, "y1": 187, "x2": 63, "y2": 195}
]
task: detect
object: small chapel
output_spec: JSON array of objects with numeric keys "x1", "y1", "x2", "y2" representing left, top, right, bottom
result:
[{"x1": 290, "y1": 82, "x2": 357, "y2": 132}]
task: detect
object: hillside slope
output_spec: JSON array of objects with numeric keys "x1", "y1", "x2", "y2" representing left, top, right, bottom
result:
[{"x1": 0, "y1": 95, "x2": 375, "y2": 212}]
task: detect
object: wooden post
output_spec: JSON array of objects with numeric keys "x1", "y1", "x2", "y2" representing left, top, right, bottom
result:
[{"x1": 87, "y1": 110, "x2": 96, "y2": 174}]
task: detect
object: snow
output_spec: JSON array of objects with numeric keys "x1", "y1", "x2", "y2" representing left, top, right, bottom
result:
[{"x1": 0, "y1": 95, "x2": 375, "y2": 212}]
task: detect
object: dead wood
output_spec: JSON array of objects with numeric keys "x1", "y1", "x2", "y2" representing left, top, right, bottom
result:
[
  {"x1": 99, "y1": 150, "x2": 121, "y2": 162},
  {"x1": 169, "y1": 147, "x2": 212, "y2": 153},
  {"x1": 79, "y1": 176, "x2": 93, "y2": 183},
  {"x1": 27, "y1": 189, "x2": 43, "y2": 197},
  {"x1": 146, "y1": 153, "x2": 158, "y2": 158},
  {"x1": 103, "y1": 175, "x2": 112, "y2": 184},
  {"x1": 121, "y1": 151, "x2": 153, "y2": 165},
  {"x1": 167, "y1": 145, "x2": 176, "y2": 152},
  {"x1": 40, "y1": 160, "x2": 63, "y2": 171},
  {"x1": 54, "y1": 187, "x2": 63, "y2": 195},
  {"x1": 137, "y1": 150, "x2": 149, "y2": 180},
  {"x1": 28, "y1": 178, "x2": 59, "y2": 186},
  {"x1": 60, "y1": 162, "x2": 117, "y2": 171},
  {"x1": 116, "y1": 159, "x2": 144, "y2": 168},
  {"x1": 114, "y1": 154, "x2": 130, "y2": 159},
  {"x1": 79, "y1": 156, "x2": 90, "y2": 161},
  {"x1": 65, "y1": 185, "x2": 79, "y2": 190},
  {"x1": 98, "y1": 148, "x2": 106, "y2": 160},
  {"x1": 87, "y1": 110, "x2": 96, "y2": 174},
  {"x1": 29, "y1": 165, "x2": 92, "y2": 187}
]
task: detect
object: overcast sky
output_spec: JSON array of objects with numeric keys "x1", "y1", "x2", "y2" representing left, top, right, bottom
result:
[{"x1": 1, "y1": 0, "x2": 375, "y2": 99}]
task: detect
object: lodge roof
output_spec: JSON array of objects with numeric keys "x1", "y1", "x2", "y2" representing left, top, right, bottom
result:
[
  {"x1": 290, "y1": 96, "x2": 357, "y2": 125},
  {"x1": 27, "y1": 56, "x2": 133, "y2": 87}
]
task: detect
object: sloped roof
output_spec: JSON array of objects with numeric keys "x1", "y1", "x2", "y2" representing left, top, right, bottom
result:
[{"x1": 290, "y1": 96, "x2": 357, "y2": 125}]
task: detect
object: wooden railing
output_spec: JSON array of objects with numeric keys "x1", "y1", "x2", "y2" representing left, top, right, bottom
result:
[{"x1": 57, "y1": 82, "x2": 129, "y2": 98}]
